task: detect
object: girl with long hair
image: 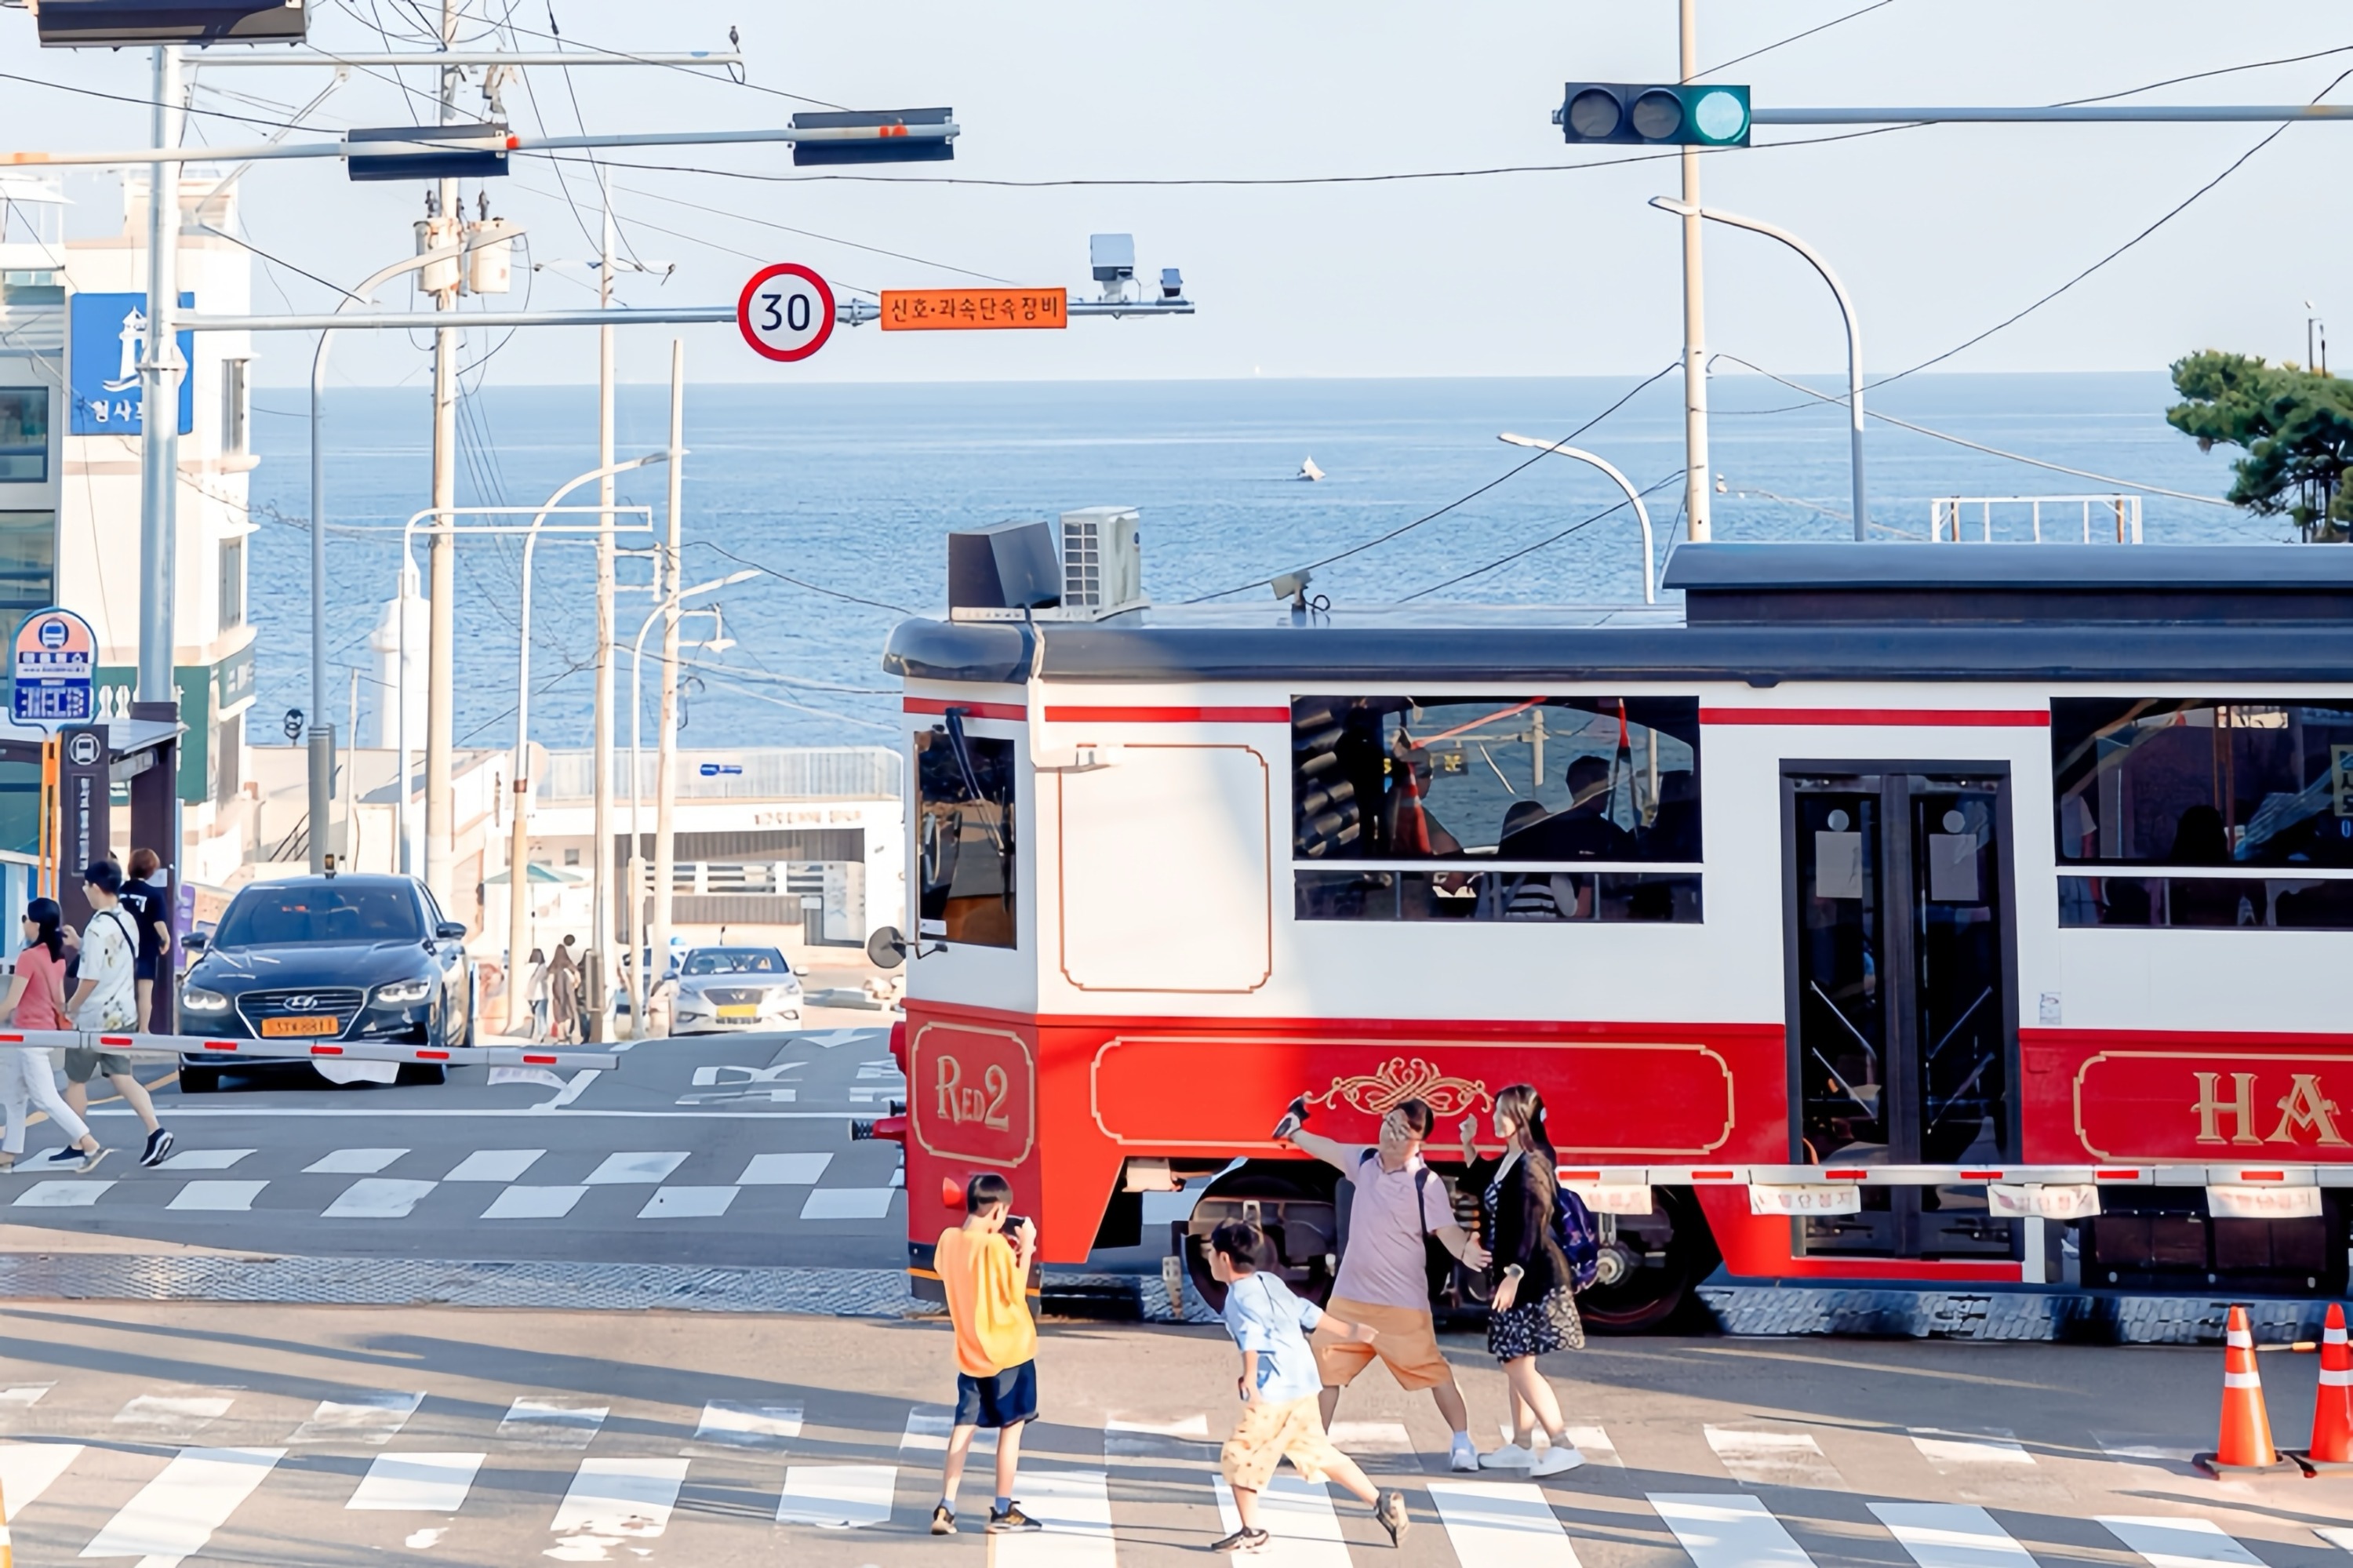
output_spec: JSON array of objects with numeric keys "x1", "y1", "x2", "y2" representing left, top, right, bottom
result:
[
  {"x1": 1458, "y1": 1082, "x2": 1583, "y2": 1474},
  {"x1": 0, "y1": 899, "x2": 104, "y2": 1171}
]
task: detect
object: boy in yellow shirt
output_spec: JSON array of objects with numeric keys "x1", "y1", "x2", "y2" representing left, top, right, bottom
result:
[{"x1": 932, "y1": 1172, "x2": 1042, "y2": 1536}]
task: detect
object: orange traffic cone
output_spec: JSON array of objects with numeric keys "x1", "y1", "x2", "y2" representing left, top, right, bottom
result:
[
  {"x1": 2290, "y1": 1303, "x2": 2353, "y2": 1474},
  {"x1": 2196, "y1": 1305, "x2": 2300, "y2": 1476}
]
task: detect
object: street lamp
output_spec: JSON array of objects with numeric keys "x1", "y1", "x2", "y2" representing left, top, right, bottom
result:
[
  {"x1": 503, "y1": 453, "x2": 670, "y2": 1026},
  {"x1": 1649, "y1": 197, "x2": 1868, "y2": 541},
  {"x1": 1495, "y1": 435, "x2": 1658, "y2": 603}
]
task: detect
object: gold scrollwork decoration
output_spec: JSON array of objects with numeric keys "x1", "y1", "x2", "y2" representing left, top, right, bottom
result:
[{"x1": 1307, "y1": 1057, "x2": 1493, "y2": 1119}]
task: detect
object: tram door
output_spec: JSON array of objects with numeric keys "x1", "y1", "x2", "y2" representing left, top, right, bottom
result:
[{"x1": 1783, "y1": 767, "x2": 2020, "y2": 1259}]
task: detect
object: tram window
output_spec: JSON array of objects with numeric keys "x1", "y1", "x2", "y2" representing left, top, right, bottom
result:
[
  {"x1": 1294, "y1": 869, "x2": 1701, "y2": 922},
  {"x1": 2058, "y1": 875, "x2": 2353, "y2": 930},
  {"x1": 2052, "y1": 698, "x2": 2353, "y2": 868},
  {"x1": 1291, "y1": 696, "x2": 1700, "y2": 864},
  {"x1": 915, "y1": 722, "x2": 1016, "y2": 948}
]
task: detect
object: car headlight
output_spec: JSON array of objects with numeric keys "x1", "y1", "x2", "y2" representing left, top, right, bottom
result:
[
  {"x1": 183, "y1": 986, "x2": 231, "y2": 1012},
  {"x1": 373, "y1": 979, "x2": 434, "y2": 1006}
]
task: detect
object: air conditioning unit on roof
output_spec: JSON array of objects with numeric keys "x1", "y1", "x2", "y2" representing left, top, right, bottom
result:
[{"x1": 1060, "y1": 506, "x2": 1142, "y2": 615}]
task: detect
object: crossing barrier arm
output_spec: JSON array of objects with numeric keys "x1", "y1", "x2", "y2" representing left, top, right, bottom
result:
[{"x1": 0, "y1": 1029, "x2": 617, "y2": 1071}]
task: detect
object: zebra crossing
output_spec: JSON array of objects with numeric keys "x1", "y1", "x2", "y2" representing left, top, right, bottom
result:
[
  {"x1": 0, "y1": 1381, "x2": 2340, "y2": 1566},
  {"x1": 0, "y1": 1141, "x2": 903, "y2": 1224}
]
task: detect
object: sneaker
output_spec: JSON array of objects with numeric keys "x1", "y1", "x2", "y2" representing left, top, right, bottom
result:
[
  {"x1": 79, "y1": 1145, "x2": 110, "y2": 1174},
  {"x1": 140, "y1": 1128, "x2": 173, "y2": 1168},
  {"x1": 1210, "y1": 1525, "x2": 1269, "y2": 1554},
  {"x1": 1480, "y1": 1442, "x2": 1537, "y2": 1468},
  {"x1": 1269, "y1": 1095, "x2": 1310, "y2": 1142},
  {"x1": 1449, "y1": 1436, "x2": 1480, "y2": 1472},
  {"x1": 1374, "y1": 1490, "x2": 1410, "y2": 1547},
  {"x1": 1531, "y1": 1444, "x2": 1587, "y2": 1476},
  {"x1": 987, "y1": 1503, "x2": 1041, "y2": 1533},
  {"x1": 929, "y1": 1504, "x2": 955, "y2": 1536}
]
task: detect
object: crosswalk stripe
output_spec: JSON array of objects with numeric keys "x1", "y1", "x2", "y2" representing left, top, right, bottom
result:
[
  {"x1": 0, "y1": 1385, "x2": 52, "y2": 1411},
  {"x1": 114, "y1": 1394, "x2": 235, "y2": 1439},
  {"x1": 16, "y1": 1181, "x2": 111, "y2": 1208},
  {"x1": 322, "y1": 1178, "x2": 438, "y2": 1218},
  {"x1": 288, "y1": 1392, "x2": 423, "y2": 1445},
  {"x1": 638, "y1": 1185, "x2": 738, "y2": 1219},
  {"x1": 800, "y1": 1188, "x2": 896, "y2": 1220},
  {"x1": 547, "y1": 1457, "x2": 690, "y2": 1550},
  {"x1": 304, "y1": 1148, "x2": 409, "y2": 1174},
  {"x1": 736, "y1": 1152, "x2": 831, "y2": 1184},
  {"x1": 1561, "y1": 1425, "x2": 1620, "y2": 1466},
  {"x1": 2318, "y1": 1526, "x2": 2353, "y2": 1555},
  {"x1": 1909, "y1": 1431, "x2": 2035, "y2": 1470},
  {"x1": 442, "y1": 1149, "x2": 544, "y2": 1182},
  {"x1": 1704, "y1": 1427, "x2": 1849, "y2": 1490},
  {"x1": 584, "y1": 1151, "x2": 689, "y2": 1184},
  {"x1": 157, "y1": 1149, "x2": 253, "y2": 1171},
  {"x1": 79, "y1": 1446, "x2": 283, "y2": 1561},
  {"x1": 900, "y1": 1409, "x2": 993, "y2": 1453},
  {"x1": 0, "y1": 1442, "x2": 84, "y2": 1512},
  {"x1": 1328, "y1": 1420, "x2": 1413, "y2": 1455},
  {"x1": 346, "y1": 1452, "x2": 484, "y2": 1512},
  {"x1": 775, "y1": 1464, "x2": 895, "y2": 1527},
  {"x1": 695, "y1": 1402, "x2": 802, "y2": 1446},
  {"x1": 499, "y1": 1398, "x2": 609, "y2": 1448},
  {"x1": 1871, "y1": 1503, "x2": 2039, "y2": 1568},
  {"x1": 166, "y1": 1181, "x2": 266, "y2": 1213},
  {"x1": 2100, "y1": 1516, "x2": 2269, "y2": 1568},
  {"x1": 1652, "y1": 1493, "x2": 1819, "y2": 1568},
  {"x1": 481, "y1": 1185, "x2": 586, "y2": 1220},
  {"x1": 1212, "y1": 1474, "x2": 1349, "y2": 1567},
  {"x1": 998, "y1": 1468, "x2": 1115, "y2": 1567},
  {"x1": 1430, "y1": 1480, "x2": 1582, "y2": 1566}
]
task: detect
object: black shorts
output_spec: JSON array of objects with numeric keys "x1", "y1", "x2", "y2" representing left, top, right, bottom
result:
[
  {"x1": 134, "y1": 956, "x2": 158, "y2": 982},
  {"x1": 952, "y1": 1360, "x2": 1038, "y2": 1430}
]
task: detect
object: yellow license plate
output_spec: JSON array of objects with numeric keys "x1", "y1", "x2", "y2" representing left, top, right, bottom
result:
[
  {"x1": 716, "y1": 1005, "x2": 758, "y2": 1021},
  {"x1": 260, "y1": 1016, "x2": 339, "y2": 1038}
]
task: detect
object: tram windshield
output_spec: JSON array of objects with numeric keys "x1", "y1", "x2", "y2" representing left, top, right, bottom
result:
[{"x1": 915, "y1": 720, "x2": 1016, "y2": 948}]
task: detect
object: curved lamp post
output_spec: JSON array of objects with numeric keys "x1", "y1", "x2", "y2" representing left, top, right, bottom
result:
[{"x1": 1496, "y1": 435, "x2": 1658, "y2": 602}]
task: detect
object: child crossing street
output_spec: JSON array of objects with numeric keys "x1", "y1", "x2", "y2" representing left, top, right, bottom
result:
[
  {"x1": 1208, "y1": 1219, "x2": 1410, "y2": 1555},
  {"x1": 932, "y1": 1172, "x2": 1042, "y2": 1537}
]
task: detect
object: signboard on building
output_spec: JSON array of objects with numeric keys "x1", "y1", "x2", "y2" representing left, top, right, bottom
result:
[
  {"x1": 67, "y1": 291, "x2": 195, "y2": 436},
  {"x1": 11, "y1": 606, "x2": 95, "y2": 729}
]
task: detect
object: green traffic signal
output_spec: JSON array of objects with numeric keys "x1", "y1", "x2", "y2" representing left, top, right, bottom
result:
[{"x1": 1556, "y1": 83, "x2": 1751, "y2": 147}]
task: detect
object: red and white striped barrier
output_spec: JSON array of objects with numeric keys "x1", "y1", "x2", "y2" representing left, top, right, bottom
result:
[{"x1": 0, "y1": 1028, "x2": 616, "y2": 1071}]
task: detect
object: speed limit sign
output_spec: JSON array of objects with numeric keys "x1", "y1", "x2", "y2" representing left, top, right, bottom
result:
[{"x1": 737, "y1": 263, "x2": 836, "y2": 362}]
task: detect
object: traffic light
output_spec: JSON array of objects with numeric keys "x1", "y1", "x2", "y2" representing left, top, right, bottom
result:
[
  {"x1": 791, "y1": 109, "x2": 956, "y2": 166},
  {"x1": 1555, "y1": 83, "x2": 1751, "y2": 147},
  {"x1": 34, "y1": 0, "x2": 307, "y2": 45}
]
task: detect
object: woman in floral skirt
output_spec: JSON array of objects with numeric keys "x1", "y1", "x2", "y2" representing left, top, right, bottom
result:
[{"x1": 1459, "y1": 1083, "x2": 1585, "y2": 1475}]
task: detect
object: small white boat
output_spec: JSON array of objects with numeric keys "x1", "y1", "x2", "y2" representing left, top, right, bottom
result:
[{"x1": 1297, "y1": 457, "x2": 1326, "y2": 482}]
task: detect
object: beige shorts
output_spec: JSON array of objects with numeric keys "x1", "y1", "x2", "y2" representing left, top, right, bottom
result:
[
  {"x1": 1311, "y1": 1297, "x2": 1452, "y2": 1392},
  {"x1": 1221, "y1": 1393, "x2": 1341, "y2": 1492}
]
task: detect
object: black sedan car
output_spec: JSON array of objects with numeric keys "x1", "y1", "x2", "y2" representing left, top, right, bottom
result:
[{"x1": 176, "y1": 874, "x2": 476, "y2": 1091}]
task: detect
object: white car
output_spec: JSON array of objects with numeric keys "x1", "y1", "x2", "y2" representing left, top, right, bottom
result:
[{"x1": 667, "y1": 946, "x2": 802, "y2": 1035}]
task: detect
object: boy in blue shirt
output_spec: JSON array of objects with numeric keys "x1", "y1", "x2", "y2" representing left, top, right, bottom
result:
[{"x1": 1208, "y1": 1219, "x2": 1410, "y2": 1554}]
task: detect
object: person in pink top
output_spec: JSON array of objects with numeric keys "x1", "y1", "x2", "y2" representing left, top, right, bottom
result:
[{"x1": 0, "y1": 899, "x2": 104, "y2": 1172}]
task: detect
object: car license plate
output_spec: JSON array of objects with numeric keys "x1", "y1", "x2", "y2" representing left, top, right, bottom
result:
[
  {"x1": 716, "y1": 1005, "x2": 758, "y2": 1021},
  {"x1": 260, "y1": 1016, "x2": 339, "y2": 1038}
]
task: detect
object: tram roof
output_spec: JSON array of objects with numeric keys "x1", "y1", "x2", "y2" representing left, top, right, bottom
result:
[{"x1": 885, "y1": 543, "x2": 2353, "y2": 687}]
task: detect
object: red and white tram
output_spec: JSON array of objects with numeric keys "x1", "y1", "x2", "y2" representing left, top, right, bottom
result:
[{"x1": 877, "y1": 536, "x2": 2353, "y2": 1330}]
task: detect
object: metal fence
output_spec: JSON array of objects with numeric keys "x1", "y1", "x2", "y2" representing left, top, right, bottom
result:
[{"x1": 536, "y1": 747, "x2": 903, "y2": 803}]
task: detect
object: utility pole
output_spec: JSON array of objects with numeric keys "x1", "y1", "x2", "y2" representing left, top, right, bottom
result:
[
  {"x1": 423, "y1": 0, "x2": 460, "y2": 905},
  {"x1": 137, "y1": 45, "x2": 184, "y2": 719},
  {"x1": 590, "y1": 173, "x2": 616, "y2": 1041},
  {"x1": 1678, "y1": 0, "x2": 1711, "y2": 543},
  {"x1": 649, "y1": 340, "x2": 683, "y2": 1028}
]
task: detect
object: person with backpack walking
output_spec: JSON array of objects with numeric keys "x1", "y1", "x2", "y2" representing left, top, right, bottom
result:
[
  {"x1": 1274, "y1": 1095, "x2": 1490, "y2": 1472},
  {"x1": 1457, "y1": 1083, "x2": 1585, "y2": 1475},
  {"x1": 1206, "y1": 1218, "x2": 1409, "y2": 1554},
  {"x1": 0, "y1": 898, "x2": 104, "y2": 1171},
  {"x1": 63, "y1": 861, "x2": 171, "y2": 1167}
]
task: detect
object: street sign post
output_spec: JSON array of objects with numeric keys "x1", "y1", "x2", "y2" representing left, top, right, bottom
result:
[
  {"x1": 11, "y1": 608, "x2": 96, "y2": 730},
  {"x1": 737, "y1": 264, "x2": 836, "y2": 362},
  {"x1": 881, "y1": 288, "x2": 1067, "y2": 331}
]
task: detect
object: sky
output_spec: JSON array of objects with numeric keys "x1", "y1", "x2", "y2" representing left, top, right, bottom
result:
[{"x1": 2, "y1": 2, "x2": 2350, "y2": 388}]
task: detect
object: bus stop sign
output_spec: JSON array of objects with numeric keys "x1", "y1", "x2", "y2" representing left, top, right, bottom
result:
[{"x1": 12, "y1": 607, "x2": 95, "y2": 729}]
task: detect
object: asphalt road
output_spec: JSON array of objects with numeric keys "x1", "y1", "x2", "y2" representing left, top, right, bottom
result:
[
  {"x1": 0, "y1": 1303, "x2": 2345, "y2": 1566},
  {"x1": 0, "y1": 1024, "x2": 905, "y2": 1267}
]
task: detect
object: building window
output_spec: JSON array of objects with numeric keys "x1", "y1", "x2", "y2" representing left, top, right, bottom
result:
[
  {"x1": 2053, "y1": 697, "x2": 2353, "y2": 927},
  {"x1": 1291, "y1": 695, "x2": 1701, "y2": 922},
  {"x1": 211, "y1": 711, "x2": 242, "y2": 806},
  {"x1": 216, "y1": 536, "x2": 244, "y2": 631},
  {"x1": 915, "y1": 720, "x2": 1016, "y2": 948},
  {"x1": 0, "y1": 511, "x2": 54, "y2": 625},
  {"x1": 0, "y1": 388, "x2": 46, "y2": 482},
  {"x1": 563, "y1": 846, "x2": 580, "y2": 867},
  {"x1": 220, "y1": 358, "x2": 248, "y2": 457}
]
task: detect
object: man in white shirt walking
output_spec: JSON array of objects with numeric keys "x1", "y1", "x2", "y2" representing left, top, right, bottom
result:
[{"x1": 64, "y1": 860, "x2": 173, "y2": 1167}]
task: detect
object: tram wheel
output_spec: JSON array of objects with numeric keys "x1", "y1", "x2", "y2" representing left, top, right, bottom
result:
[
  {"x1": 1575, "y1": 1185, "x2": 1717, "y2": 1333},
  {"x1": 1180, "y1": 1162, "x2": 1340, "y2": 1315}
]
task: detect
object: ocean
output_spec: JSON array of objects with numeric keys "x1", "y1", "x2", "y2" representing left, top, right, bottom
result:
[{"x1": 245, "y1": 372, "x2": 2257, "y2": 752}]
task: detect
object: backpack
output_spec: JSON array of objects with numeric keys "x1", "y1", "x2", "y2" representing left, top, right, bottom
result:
[
  {"x1": 1551, "y1": 1180, "x2": 1603, "y2": 1293},
  {"x1": 1342, "y1": 1150, "x2": 1458, "y2": 1308}
]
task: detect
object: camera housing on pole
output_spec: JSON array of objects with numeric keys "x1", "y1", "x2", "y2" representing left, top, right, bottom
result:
[{"x1": 1555, "y1": 82, "x2": 1751, "y2": 146}]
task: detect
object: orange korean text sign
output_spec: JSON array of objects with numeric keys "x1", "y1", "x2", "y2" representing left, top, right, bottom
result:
[{"x1": 880, "y1": 288, "x2": 1067, "y2": 331}]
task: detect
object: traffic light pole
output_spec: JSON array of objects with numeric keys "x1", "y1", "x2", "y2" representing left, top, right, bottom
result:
[{"x1": 1676, "y1": 0, "x2": 1710, "y2": 544}]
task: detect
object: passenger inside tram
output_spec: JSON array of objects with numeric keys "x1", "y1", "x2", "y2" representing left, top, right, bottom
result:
[{"x1": 1499, "y1": 755, "x2": 1635, "y2": 860}]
